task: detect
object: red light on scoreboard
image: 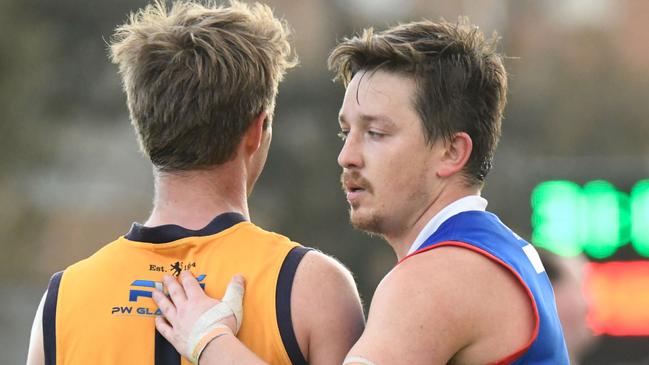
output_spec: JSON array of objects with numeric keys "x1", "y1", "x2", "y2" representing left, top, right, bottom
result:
[{"x1": 584, "y1": 261, "x2": 649, "y2": 336}]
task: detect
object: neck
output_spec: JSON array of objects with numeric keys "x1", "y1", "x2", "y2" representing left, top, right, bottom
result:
[
  {"x1": 145, "y1": 163, "x2": 250, "y2": 230},
  {"x1": 386, "y1": 182, "x2": 481, "y2": 261}
]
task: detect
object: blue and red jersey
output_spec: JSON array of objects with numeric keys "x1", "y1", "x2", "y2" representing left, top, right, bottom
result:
[{"x1": 401, "y1": 210, "x2": 570, "y2": 364}]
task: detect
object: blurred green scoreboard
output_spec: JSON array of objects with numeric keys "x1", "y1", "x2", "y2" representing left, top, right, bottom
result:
[
  {"x1": 531, "y1": 180, "x2": 649, "y2": 259},
  {"x1": 530, "y1": 180, "x2": 649, "y2": 336}
]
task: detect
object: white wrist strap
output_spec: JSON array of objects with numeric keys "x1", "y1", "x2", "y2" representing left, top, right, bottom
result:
[
  {"x1": 186, "y1": 281, "x2": 245, "y2": 364},
  {"x1": 344, "y1": 355, "x2": 377, "y2": 365},
  {"x1": 189, "y1": 324, "x2": 232, "y2": 364}
]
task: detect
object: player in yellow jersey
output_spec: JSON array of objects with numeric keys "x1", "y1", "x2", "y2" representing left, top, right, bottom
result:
[
  {"x1": 25, "y1": 1, "x2": 364, "y2": 364},
  {"x1": 148, "y1": 18, "x2": 569, "y2": 365}
]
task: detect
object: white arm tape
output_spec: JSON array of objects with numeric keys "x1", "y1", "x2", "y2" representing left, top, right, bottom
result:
[
  {"x1": 186, "y1": 281, "x2": 245, "y2": 364},
  {"x1": 344, "y1": 355, "x2": 377, "y2": 365}
]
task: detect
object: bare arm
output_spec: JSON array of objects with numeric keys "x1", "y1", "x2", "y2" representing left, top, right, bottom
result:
[
  {"x1": 26, "y1": 291, "x2": 46, "y2": 365},
  {"x1": 345, "y1": 246, "x2": 535, "y2": 365},
  {"x1": 291, "y1": 251, "x2": 365, "y2": 364}
]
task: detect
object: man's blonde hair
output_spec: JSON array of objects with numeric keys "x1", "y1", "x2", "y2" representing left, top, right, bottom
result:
[{"x1": 110, "y1": 0, "x2": 297, "y2": 171}]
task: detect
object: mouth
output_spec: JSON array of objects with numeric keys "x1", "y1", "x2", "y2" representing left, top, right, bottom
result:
[
  {"x1": 344, "y1": 183, "x2": 367, "y2": 202},
  {"x1": 341, "y1": 171, "x2": 371, "y2": 203},
  {"x1": 345, "y1": 184, "x2": 365, "y2": 193}
]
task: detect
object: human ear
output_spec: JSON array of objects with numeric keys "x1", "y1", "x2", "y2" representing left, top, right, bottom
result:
[
  {"x1": 437, "y1": 132, "x2": 473, "y2": 178},
  {"x1": 243, "y1": 111, "x2": 268, "y2": 155}
]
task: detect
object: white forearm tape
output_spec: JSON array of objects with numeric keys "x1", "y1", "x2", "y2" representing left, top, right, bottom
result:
[
  {"x1": 187, "y1": 282, "x2": 245, "y2": 364},
  {"x1": 344, "y1": 355, "x2": 377, "y2": 365}
]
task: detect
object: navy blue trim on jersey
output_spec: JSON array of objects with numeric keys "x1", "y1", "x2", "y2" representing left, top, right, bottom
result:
[
  {"x1": 125, "y1": 212, "x2": 247, "y2": 244},
  {"x1": 43, "y1": 271, "x2": 63, "y2": 365},
  {"x1": 155, "y1": 330, "x2": 180, "y2": 365},
  {"x1": 276, "y1": 246, "x2": 312, "y2": 365}
]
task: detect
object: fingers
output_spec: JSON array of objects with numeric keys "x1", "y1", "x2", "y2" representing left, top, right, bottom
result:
[
  {"x1": 152, "y1": 289, "x2": 177, "y2": 324},
  {"x1": 155, "y1": 317, "x2": 188, "y2": 356},
  {"x1": 222, "y1": 274, "x2": 246, "y2": 332},
  {"x1": 179, "y1": 270, "x2": 205, "y2": 300},
  {"x1": 223, "y1": 274, "x2": 245, "y2": 305},
  {"x1": 154, "y1": 315, "x2": 173, "y2": 339},
  {"x1": 231, "y1": 274, "x2": 245, "y2": 288},
  {"x1": 162, "y1": 274, "x2": 187, "y2": 304}
]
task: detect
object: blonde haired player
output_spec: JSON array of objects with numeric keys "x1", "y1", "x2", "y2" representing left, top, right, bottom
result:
[
  {"x1": 26, "y1": 1, "x2": 364, "y2": 364},
  {"x1": 153, "y1": 18, "x2": 570, "y2": 365}
]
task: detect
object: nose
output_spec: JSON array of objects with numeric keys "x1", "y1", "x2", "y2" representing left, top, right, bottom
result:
[{"x1": 337, "y1": 133, "x2": 363, "y2": 169}]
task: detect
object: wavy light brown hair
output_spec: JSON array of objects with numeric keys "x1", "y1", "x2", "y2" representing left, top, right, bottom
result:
[
  {"x1": 328, "y1": 19, "x2": 507, "y2": 185},
  {"x1": 110, "y1": 0, "x2": 297, "y2": 171}
]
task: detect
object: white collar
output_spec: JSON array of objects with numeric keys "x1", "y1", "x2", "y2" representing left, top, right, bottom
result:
[{"x1": 406, "y1": 195, "x2": 488, "y2": 255}]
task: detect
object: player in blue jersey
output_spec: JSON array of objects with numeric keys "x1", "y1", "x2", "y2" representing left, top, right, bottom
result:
[{"x1": 151, "y1": 18, "x2": 570, "y2": 364}]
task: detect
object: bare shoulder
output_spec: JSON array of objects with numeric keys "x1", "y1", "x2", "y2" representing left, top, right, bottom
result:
[
  {"x1": 291, "y1": 250, "x2": 365, "y2": 365},
  {"x1": 349, "y1": 246, "x2": 535, "y2": 365},
  {"x1": 293, "y1": 249, "x2": 358, "y2": 290},
  {"x1": 291, "y1": 250, "x2": 363, "y2": 325}
]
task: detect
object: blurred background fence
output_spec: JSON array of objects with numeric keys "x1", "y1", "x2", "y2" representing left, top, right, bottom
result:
[{"x1": 2, "y1": 0, "x2": 649, "y2": 363}]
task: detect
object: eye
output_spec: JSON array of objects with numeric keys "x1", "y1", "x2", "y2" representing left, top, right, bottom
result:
[
  {"x1": 367, "y1": 130, "x2": 385, "y2": 139},
  {"x1": 337, "y1": 130, "x2": 349, "y2": 141}
]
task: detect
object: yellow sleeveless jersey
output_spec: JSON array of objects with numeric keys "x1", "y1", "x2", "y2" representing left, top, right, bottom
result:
[{"x1": 43, "y1": 213, "x2": 310, "y2": 365}]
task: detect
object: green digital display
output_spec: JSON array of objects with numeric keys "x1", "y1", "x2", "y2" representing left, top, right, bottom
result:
[
  {"x1": 531, "y1": 180, "x2": 647, "y2": 258},
  {"x1": 631, "y1": 180, "x2": 649, "y2": 257}
]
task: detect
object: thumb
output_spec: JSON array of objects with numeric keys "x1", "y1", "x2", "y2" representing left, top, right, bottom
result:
[
  {"x1": 222, "y1": 274, "x2": 245, "y2": 332},
  {"x1": 228, "y1": 274, "x2": 245, "y2": 290}
]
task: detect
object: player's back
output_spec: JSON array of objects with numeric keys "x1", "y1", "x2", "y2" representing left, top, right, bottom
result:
[{"x1": 43, "y1": 212, "x2": 309, "y2": 365}]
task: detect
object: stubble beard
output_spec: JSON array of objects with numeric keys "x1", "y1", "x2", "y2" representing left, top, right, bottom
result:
[
  {"x1": 349, "y1": 180, "x2": 432, "y2": 240},
  {"x1": 342, "y1": 170, "x2": 384, "y2": 234},
  {"x1": 348, "y1": 206, "x2": 384, "y2": 236}
]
